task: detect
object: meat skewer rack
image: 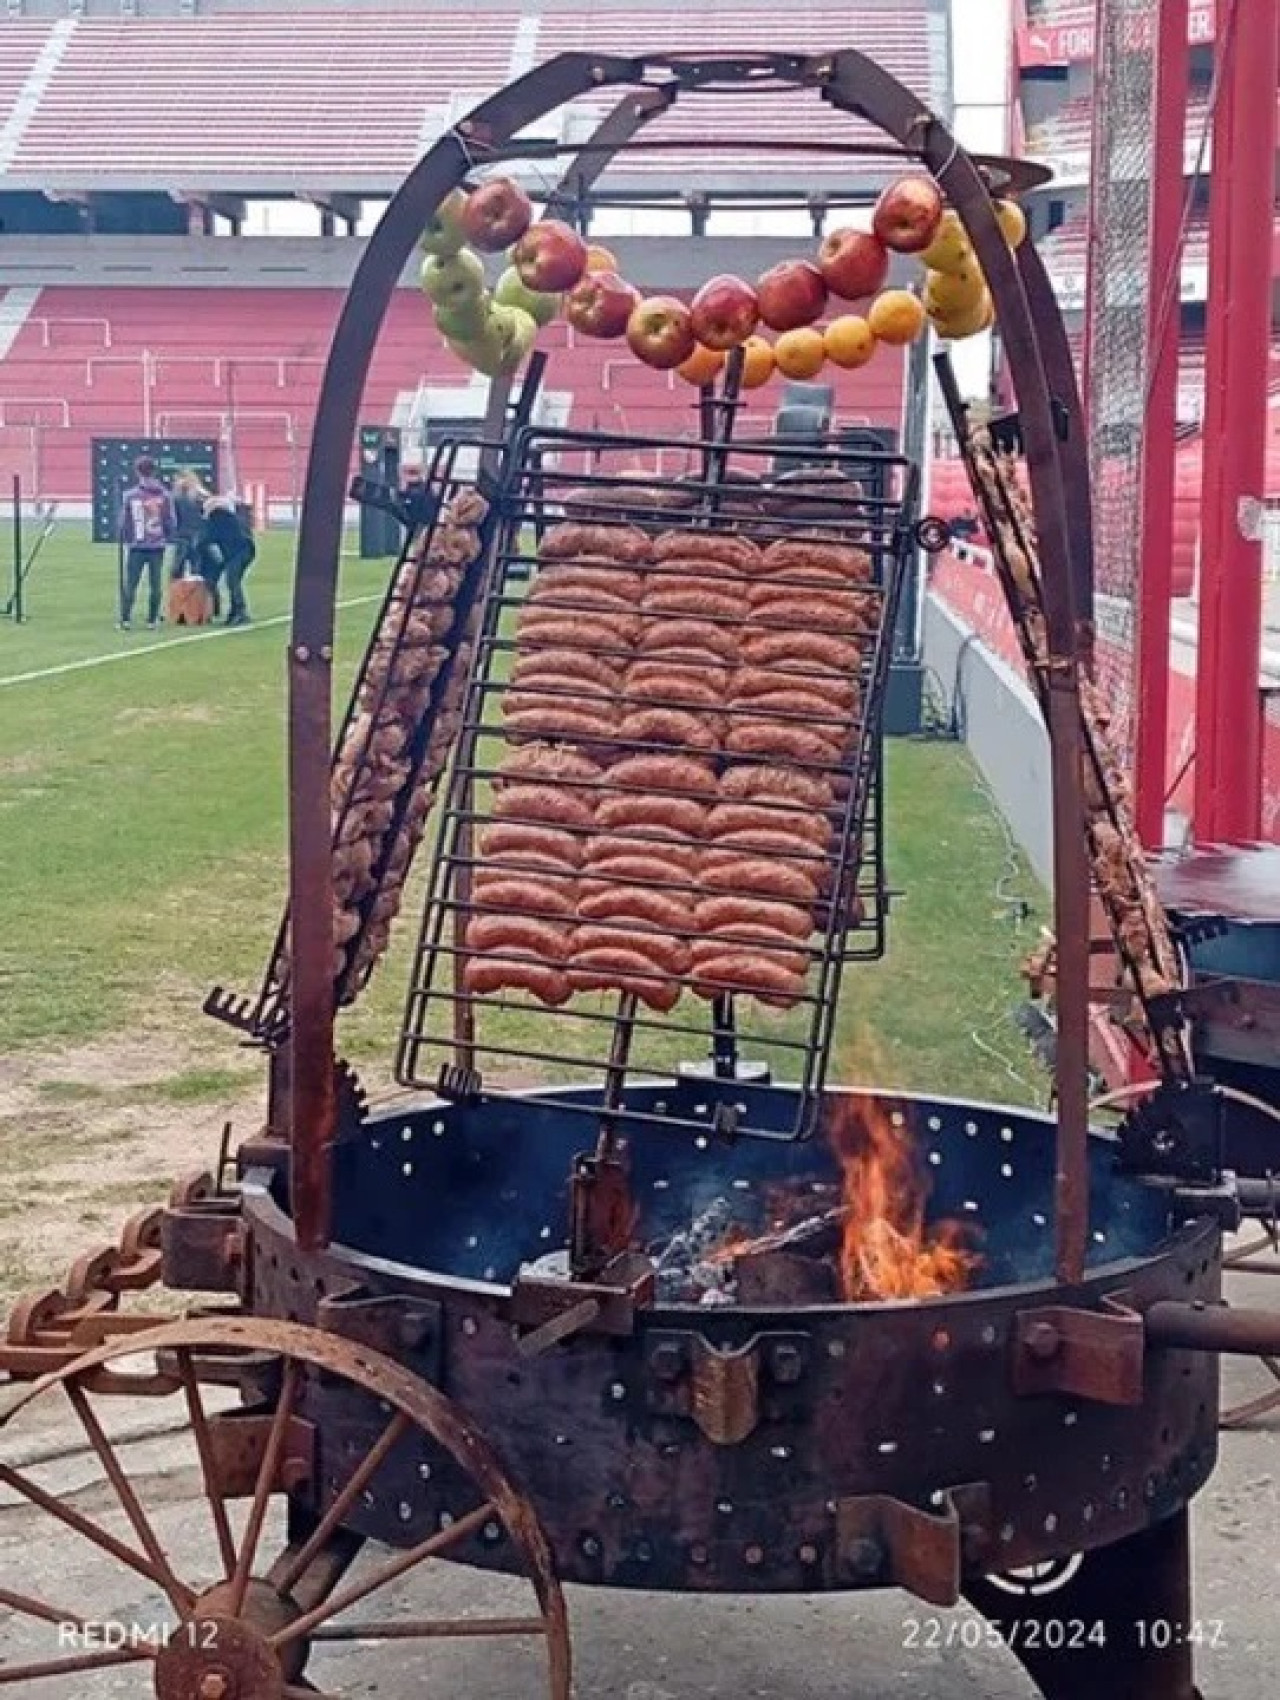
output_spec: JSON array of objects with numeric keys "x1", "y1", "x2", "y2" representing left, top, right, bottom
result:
[{"x1": 397, "y1": 408, "x2": 917, "y2": 1149}]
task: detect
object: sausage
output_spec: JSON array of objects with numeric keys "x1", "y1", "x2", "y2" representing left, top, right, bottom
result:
[
  {"x1": 696, "y1": 896, "x2": 811, "y2": 939},
  {"x1": 518, "y1": 606, "x2": 642, "y2": 647},
  {"x1": 573, "y1": 924, "x2": 691, "y2": 977},
  {"x1": 762, "y1": 539, "x2": 872, "y2": 581},
  {"x1": 750, "y1": 595, "x2": 865, "y2": 633},
  {"x1": 463, "y1": 955, "x2": 572, "y2": 1006},
  {"x1": 692, "y1": 952, "x2": 807, "y2": 1009},
  {"x1": 637, "y1": 619, "x2": 740, "y2": 664},
  {"x1": 724, "y1": 721, "x2": 844, "y2": 766},
  {"x1": 625, "y1": 669, "x2": 728, "y2": 712},
  {"x1": 742, "y1": 630, "x2": 865, "y2": 672},
  {"x1": 605, "y1": 754, "x2": 717, "y2": 795},
  {"x1": 480, "y1": 822, "x2": 584, "y2": 868},
  {"x1": 581, "y1": 850, "x2": 697, "y2": 887},
  {"x1": 445, "y1": 488, "x2": 489, "y2": 527},
  {"x1": 511, "y1": 649, "x2": 622, "y2": 694},
  {"x1": 692, "y1": 930, "x2": 809, "y2": 977},
  {"x1": 472, "y1": 877, "x2": 579, "y2": 918},
  {"x1": 641, "y1": 585, "x2": 744, "y2": 620},
  {"x1": 699, "y1": 857, "x2": 820, "y2": 904},
  {"x1": 628, "y1": 659, "x2": 730, "y2": 696},
  {"x1": 568, "y1": 945, "x2": 682, "y2": 1012},
  {"x1": 464, "y1": 913, "x2": 570, "y2": 961},
  {"x1": 527, "y1": 579, "x2": 639, "y2": 615},
  {"x1": 730, "y1": 669, "x2": 859, "y2": 714},
  {"x1": 719, "y1": 764, "x2": 835, "y2": 810},
  {"x1": 428, "y1": 523, "x2": 482, "y2": 566},
  {"x1": 618, "y1": 706, "x2": 720, "y2": 753},
  {"x1": 654, "y1": 531, "x2": 761, "y2": 573},
  {"x1": 503, "y1": 705, "x2": 621, "y2": 745},
  {"x1": 705, "y1": 802, "x2": 832, "y2": 850},
  {"x1": 496, "y1": 744, "x2": 603, "y2": 787},
  {"x1": 579, "y1": 884, "x2": 696, "y2": 932},
  {"x1": 596, "y1": 791, "x2": 708, "y2": 838},
  {"x1": 703, "y1": 829, "x2": 826, "y2": 865},
  {"x1": 491, "y1": 784, "x2": 596, "y2": 832},
  {"x1": 535, "y1": 562, "x2": 646, "y2": 600},
  {"x1": 633, "y1": 646, "x2": 731, "y2": 674},
  {"x1": 728, "y1": 688, "x2": 855, "y2": 728},
  {"x1": 540, "y1": 520, "x2": 652, "y2": 562},
  {"x1": 750, "y1": 582, "x2": 879, "y2": 625}
]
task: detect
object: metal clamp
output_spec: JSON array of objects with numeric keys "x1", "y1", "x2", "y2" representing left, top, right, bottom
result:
[{"x1": 835, "y1": 1482, "x2": 992, "y2": 1605}]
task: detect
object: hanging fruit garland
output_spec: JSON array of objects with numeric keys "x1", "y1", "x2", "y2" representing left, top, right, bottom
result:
[{"x1": 417, "y1": 173, "x2": 1029, "y2": 388}]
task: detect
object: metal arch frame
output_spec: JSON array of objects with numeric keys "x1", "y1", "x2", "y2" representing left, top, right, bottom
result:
[{"x1": 285, "y1": 48, "x2": 1095, "y2": 1285}]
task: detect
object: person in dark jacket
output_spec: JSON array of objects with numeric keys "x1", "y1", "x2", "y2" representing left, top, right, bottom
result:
[
  {"x1": 117, "y1": 456, "x2": 176, "y2": 629},
  {"x1": 170, "y1": 471, "x2": 210, "y2": 584},
  {"x1": 199, "y1": 495, "x2": 257, "y2": 627}
]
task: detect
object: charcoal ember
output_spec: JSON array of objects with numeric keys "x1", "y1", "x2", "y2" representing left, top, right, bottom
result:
[{"x1": 653, "y1": 1197, "x2": 738, "y2": 1301}]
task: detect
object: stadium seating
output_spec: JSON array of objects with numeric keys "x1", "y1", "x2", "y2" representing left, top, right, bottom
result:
[
  {"x1": 2, "y1": 4, "x2": 943, "y2": 186},
  {"x1": 0, "y1": 286, "x2": 906, "y2": 505}
]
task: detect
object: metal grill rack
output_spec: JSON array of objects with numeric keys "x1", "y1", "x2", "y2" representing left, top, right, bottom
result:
[
  {"x1": 397, "y1": 420, "x2": 918, "y2": 1143},
  {"x1": 205, "y1": 433, "x2": 502, "y2": 1046}
]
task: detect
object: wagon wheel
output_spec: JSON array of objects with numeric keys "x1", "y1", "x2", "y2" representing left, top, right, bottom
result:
[{"x1": 0, "y1": 1317, "x2": 571, "y2": 1698}]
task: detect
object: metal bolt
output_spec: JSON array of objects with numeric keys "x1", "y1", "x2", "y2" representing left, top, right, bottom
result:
[
  {"x1": 1024, "y1": 1321, "x2": 1061, "y2": 1361},
  {"x1": 770, "y1": 1343, "x2": 804, "y2": 1384},
  {"x1": 650, "y1": 1342, "x2": 685, "y2": 1382},
  {"x1": 690, "y1": 1542, "x2": 709, "y2": 1566},
  {"x1": 845, "y1": 1537, "x2": 884, "y2": 1581},
  {"x1": 199, "y1": 1676, "x2": 229, "y2": 1700},
  {"x1": 319, "y1": 644, "x2": 333, "y2": 661},
  {"x1": 294, "y1": 644, "x2": 310, "y2": 662},
  {"x1": 798, "y1": 1543, "x2": 819, "y2": 1565},
  {"x1": 745, "y1": 1544, "x2": 764, "y2": 1566},
  {"x1": 398, "y1": 1312, "x2": 433, "y2": 1350}
]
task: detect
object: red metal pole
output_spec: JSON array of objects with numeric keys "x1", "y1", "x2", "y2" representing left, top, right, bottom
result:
[
  {"x1": 1133, "y1": 0, "x2": 1189, "y2": 846},
  {"x1": 1205, "y1": 0, "x2": 1277, "y2": 840},
  {"x1": 1191, "y1": 14, "x2": 1237, "y2": 840}
]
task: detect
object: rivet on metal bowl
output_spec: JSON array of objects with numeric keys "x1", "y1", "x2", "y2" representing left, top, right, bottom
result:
[
  {"x1": 845, "y1": 1537, "x2": 884, "y2": 1580},
  {"x1": 745, "y1": 1545, "x2": 764, "y2": 1566},
  {"x1": 1025, "y1": 1322, "x2": 1061, "y2": 1361},
  {"x1": 798, "y1": 1543, "x2": 819, "y2": 1565},
  {"x1": 294, "y1": 644, "x2": 310, "y2": 662},
  {"x1": 610, "y1": 1381, "x2": 626, "y2": 1401},
  {"x1": 690, "y1": 1543, "x2": 709, "y2": 1566},
  {"x1": 319, "y1": 644, "x2": 333, "y2": 661},
  {"x1": 716, "y1": 1499, "x2": 734, "y2": 1516},
  {"x1": 483, "y1": 1520, "x2": 502, "y2": 1543},
  {"x1": 461, "y1": 1316, "x2": 478, "y2": 1336},
  {"x1": 581, "y1": 1534, "x2": 601, "y2": 1559},
  {"x1": 827, "y1": 1339, "x2": 846, "y2": 1359}
]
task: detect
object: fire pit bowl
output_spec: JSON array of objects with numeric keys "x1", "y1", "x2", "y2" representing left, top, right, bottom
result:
[{"x1": 239, "y1": 1083, "x2": 1220, "y2": 1599}]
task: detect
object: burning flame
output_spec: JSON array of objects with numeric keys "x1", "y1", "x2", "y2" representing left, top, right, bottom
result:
[{"x1": 828, "y1": 1097, "x2": 981, "y2": 1302}]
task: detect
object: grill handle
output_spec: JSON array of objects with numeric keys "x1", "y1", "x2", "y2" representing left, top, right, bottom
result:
[{"x1": 1145, "y1": 1299, "x2": 1280, "y2": 1356}]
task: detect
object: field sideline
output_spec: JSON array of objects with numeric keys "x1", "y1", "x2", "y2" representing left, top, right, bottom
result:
[{"x1": 0, "y1": 525, "x2": 1048, "y2": 1301}]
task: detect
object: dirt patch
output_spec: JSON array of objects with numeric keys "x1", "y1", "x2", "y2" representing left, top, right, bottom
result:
[
  {"x1": 0, "y1": 1030, "x2": 262, "y2": 1308},
  {"x1": 114, "y1": 702, "x2": 220, "y2": 730}
]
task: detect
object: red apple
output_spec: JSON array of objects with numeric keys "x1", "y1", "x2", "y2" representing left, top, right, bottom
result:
[
  {"x1": 512, "y1": 219, "x2": 589, "y2": 293},
  {"x1": 755, "y1": 260, "x2": 828, "y2": 332},
  {"x1": 817, "y1": 227, "x2": 891, "y2": 301},
  {"x1": 689, "y1": 274, "x2": 760, "y2": 350},
  {"x1": 872, "y1": 175, "x2": 945, "y2": 254},
  {"x1": 564, "y1": 270, "x2": 641, "y2": 339},
  {"x1": 626, "y1": 296, "x2": 697, "y2": 370},
  {"x1": 460, "y1": 177, "x2": 533, "y2": 252}
]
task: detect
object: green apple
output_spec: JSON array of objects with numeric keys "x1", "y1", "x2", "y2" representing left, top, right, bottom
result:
[
  {"x1": 494, "y1": 265, "x2": 559, "y2": 328},
  {"x1": 490, "y1": 303, "x2": 538, "y2": 367},
  {"x1": 419, "y1": 246, "x2": 485, "y2": 310},
  {"x1": 434, "y1": 290, "x2": 491, "y2": 342},
  {"x1": 417, "y1": 189, "x2": 469, "y2": 258},
  {"x1": 446, "y1": 320, "x2": 509, "y2": 378}
]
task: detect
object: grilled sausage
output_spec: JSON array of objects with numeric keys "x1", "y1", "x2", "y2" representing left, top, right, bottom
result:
[
  {"x1": 641, "y1": 585, "x2": 743, "y2": 620},
  {"x1": 637, "y1": 619, "x2": 740, "y2": 664},
  {"x1": 695, "y1": 895, "x2": 812, "y2": 939},
  {"x1": 742, "y1": 630, "x2": 865, "y2": 672},
  {"x1": 463, "y1": 955, "x2": 572, "y2": 1005},
  {"x1": 654, "y1": 531, "x2": 761, "y2": 573},
  {"x1": 580, "y1": 849, "x2": 697, "y2": 886},
  {"x1": 625, "y1": 669, "x2": 728, "y2": 712},
  {"x1": 606, "y1": 754, "x2": 717, "y2": 795},
  {"x1": 503, "y1": 705, "x2": 621, "y2": 745},
  {"x1": 719, "y1": 764, "x2": 835, "y2": 810},
  {"x1": 573, "y1": 924, "x2": 691, "y2": 977},
  {"x1": 692, "y1": 952, "x2": 807, "y2": 1008},
  {"x1": 491, "y1": 783, "x2": 596, "y2": 832},
  {"x1": 540, "y1": 520, "x2": 652, "y2": 562},
  {"x1": 519, "y1": 606, "x2": 642, "y2": 647},
  {"x1": 496, "y1": 744, "x2": 604, "y2": 787},
  {"x1": 568, "y1": 945, "x2": 682, "y2": 1011},
  {"x1": 618, "y1": 706, "x2": 720, "y2": 753},
  {"x1": 762, "y1": 539, "x2": 872, "y2": 581},
  {"x1": 464, "y1": 914, "x2": 570, "y2": 960},
  {"x1": 702, "y1": 829, "x2": 826, "y2": 866},
  {"x1": 699, "y1": 857, "x2": 820, "y2": 904},
  {"x1": 480, "y1": 822, "x2": 584, "y2": 867},
  {"x1": 578, "y1": 885, "x2": 696, "y2": 932},
  {"x1": 705, "y1": 802, "x2": 832, "y2": 850},
  {"x1": 729, "y1": 669, "x2": 859, "y2": 714},
  {"x1": 724, "y1": 721, "x2": 844, "y2": 766},
  {"x1": 472, "y1": 876, "x2": 579, "y2": 918},
  {"x1": 595, "y1": 791, "x2": 708, "y2": 838},
  {"x1": 728, "y1": 688, "x2": 854, "y2": 728},
  {"x1": 511, "y1": 649, "x2": 622, "y2": 694},
  {"x1": 750, "y1": 595, "x2": 865, "y2": 633}
]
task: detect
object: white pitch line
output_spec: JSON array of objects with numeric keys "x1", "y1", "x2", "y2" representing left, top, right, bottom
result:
[{"x1": 0, "y1": 595, "x2": 383, "y2": 690}]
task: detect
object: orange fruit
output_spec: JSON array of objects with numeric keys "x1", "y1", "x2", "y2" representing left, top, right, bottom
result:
[
  {"x1": 924, "y1": 261, "x2": 985, "y2": 314},
  {"x1": 995, "y1": 199, "x2": 1027, "y2": 249},
  {"x1": 824, "y1": 315, "x2": 877, "y2": 370},
  {"x1": 676, "y1": 342, "x2": 727, "y2": 386},
  {"x1": 773, "y1": 326, "x2": 826, "y2": 380},
  {"x1": 739, "y1": 335, "x2": 776, "y2": 389},
  {"x1": 918, "y1": 210, "x2": 972, "y2": 276},
  {"x1": 867, "y1": 290, "x2": 926, "y2": 346},
  {"x1": 585, "y1": 244, "x2": 619, "y2": 273}
]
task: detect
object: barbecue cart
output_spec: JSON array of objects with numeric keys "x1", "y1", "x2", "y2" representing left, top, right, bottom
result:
[{"x1": 3, "y1": 47, "x2": 1277, "y2": 1700}]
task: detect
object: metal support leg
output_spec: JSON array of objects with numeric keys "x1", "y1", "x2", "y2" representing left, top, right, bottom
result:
[{"x1": 963, "y1": 1510, "x2": 1198, "y2": 1700}]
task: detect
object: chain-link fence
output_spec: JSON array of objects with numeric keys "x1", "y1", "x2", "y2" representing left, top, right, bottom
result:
[{"x1": 1084, "y1": 0, "x2": 1158, "y2": 770}]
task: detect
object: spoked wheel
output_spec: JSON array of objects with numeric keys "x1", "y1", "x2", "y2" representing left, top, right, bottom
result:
[{"x1": 0, "y1": 1317, "x2": 571, "y2": 1697}]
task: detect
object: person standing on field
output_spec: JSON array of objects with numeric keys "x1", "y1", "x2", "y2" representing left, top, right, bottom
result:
[
  {"x1": 170, "y1": 471, "x2": 210, "y2": 583},
  {"x1": 117, "y1": 456, "x2": 176, "y2": 630},
  {"x1": 199, "y1": 494, "x2": 257, "y2": 627}
]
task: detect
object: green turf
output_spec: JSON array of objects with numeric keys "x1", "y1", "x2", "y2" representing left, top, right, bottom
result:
[{"x1": 0, "y1": 527, "x2": 1049, "y2": 1106}]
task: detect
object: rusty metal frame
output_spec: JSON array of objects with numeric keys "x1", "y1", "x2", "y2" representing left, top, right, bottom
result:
[{"x1": 284, "y1": 50, "x2": 1095, "y2": 1284}]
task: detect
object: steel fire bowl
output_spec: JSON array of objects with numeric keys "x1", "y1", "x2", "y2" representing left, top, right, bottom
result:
[{"x1": 241, "y1": 1084, "x2": 1221, "y2": 1596}]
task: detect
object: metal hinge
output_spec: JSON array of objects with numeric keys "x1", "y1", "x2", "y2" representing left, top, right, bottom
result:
[{"x1": 645, "y1": 1330, "x2": 809, "y2": 1445}]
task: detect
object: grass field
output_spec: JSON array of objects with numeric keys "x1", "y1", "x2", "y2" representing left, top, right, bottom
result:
[{"x1": 0, "y1": 525, "x2": 1048, "y2": 1300}]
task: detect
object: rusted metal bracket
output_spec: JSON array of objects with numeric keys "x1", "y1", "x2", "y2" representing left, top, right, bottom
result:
[
  {"x1": 205, "y1": 1405, "x2": 315, "y2": 1498},
  {"x1": 160, "y1": 1193, "x2": 246, "y2": 1295},
  {"x1": 1012, "y1": 1294, "x2": 1144, "y2": 1405},
  {"x1": 316, "y1": 1288, "x2": 443, "y2": 1384},
  {"x1": 836, "y1": 1482, "x2": 992, "y2": 1605},
  {"x1": 645, "y1": 1330, "x2": 810, "y2": 1444},
  {"x1": 509, "y1": 1251, "x2": 654, "y2": 1347}
]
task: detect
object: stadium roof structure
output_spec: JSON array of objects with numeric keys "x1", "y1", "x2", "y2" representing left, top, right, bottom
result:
[{"x1": 0, "y1": 0, "x2": 950, "y2": 202}]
